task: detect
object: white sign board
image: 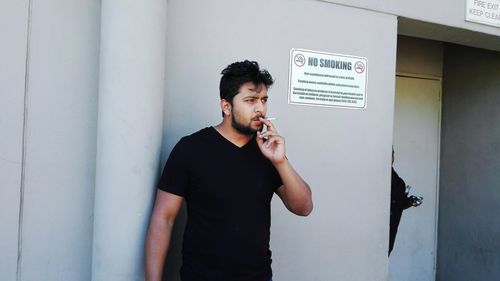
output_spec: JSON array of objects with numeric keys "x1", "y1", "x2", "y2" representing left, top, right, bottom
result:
[
  {"x1": 466, "y1": 0, "x2": 500, "y2": 27},
  {"x1": 288, "y1": 48, "x2": 367, "y2": 109}
]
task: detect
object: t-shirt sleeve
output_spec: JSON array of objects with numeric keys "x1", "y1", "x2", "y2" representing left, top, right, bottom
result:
[{"x1": 157, "y1": 138, "x2": 190, "y2": 197}]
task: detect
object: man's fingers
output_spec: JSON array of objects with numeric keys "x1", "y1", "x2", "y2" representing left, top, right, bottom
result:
[
  {"x1": 259, "y1": 134, "x2": 284, "y2": 148},
  {"x1": 259, "y1": 117, "x2": 276, "y2": 132},
  {"x1": 257, "y1": 130, "x2": 281, "y2": 140}
]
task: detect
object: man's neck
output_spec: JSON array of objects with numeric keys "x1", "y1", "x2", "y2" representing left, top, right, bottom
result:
[{"x1": 214, "y1": 120, "x2": 253, "y2": 148}]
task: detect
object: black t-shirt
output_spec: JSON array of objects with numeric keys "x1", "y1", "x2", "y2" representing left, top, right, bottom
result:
[
  {"x1": 390, "y1": 168, "x2": 412, "y2": 228},
  {"x1": 158, "y1": 127, "x2": 282, "y2": 281}
]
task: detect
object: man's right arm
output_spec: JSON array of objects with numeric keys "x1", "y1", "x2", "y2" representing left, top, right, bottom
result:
[{"x1": 145, "y1": 190, "x2": 184, "y2": 281}]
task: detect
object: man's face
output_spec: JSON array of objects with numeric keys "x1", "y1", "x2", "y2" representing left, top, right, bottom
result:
[{"x1": 229, "y1": 82, "x2": 268, "y2": 135}]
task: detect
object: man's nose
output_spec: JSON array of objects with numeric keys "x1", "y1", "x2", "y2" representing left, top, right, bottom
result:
[{"x1": 255, "y1": 100, "x2": 265, "y2": 112}]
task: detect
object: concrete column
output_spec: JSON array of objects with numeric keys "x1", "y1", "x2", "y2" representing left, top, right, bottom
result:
[{"x1": 92, "y1": 1, "x2": 167, "y2": 280}]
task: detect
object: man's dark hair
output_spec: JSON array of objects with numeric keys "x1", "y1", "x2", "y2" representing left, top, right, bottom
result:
[{"x1": 219, "y1": 60, "x2": 274, "y2": 105}]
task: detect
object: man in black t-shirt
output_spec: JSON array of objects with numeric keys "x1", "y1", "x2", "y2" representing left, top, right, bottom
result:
[{"x1": 145, "y1": 60, "x2": 313, "y2": 281}]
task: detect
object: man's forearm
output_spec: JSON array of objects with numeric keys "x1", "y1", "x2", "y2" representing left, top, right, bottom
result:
[
  {"x1": 275, "y1": 159, "x2": 313, "y2": 216},
  {"x1": 145, "y1": 216, "x2": 173, "y2": 281}
]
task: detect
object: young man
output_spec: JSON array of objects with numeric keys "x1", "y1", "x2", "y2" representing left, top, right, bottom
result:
[{"x1": 145, "y1": 60, "x2": 313, "y2": 281}]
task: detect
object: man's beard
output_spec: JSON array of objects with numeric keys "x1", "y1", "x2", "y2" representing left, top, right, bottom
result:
[{"x1": 231, "y1": 113, "x2": 262, "y2": 135}]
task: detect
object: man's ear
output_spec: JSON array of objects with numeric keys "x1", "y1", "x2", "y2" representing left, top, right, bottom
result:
[{"x1": 220, "y1": 99, "x2": 231, "y2": 116}]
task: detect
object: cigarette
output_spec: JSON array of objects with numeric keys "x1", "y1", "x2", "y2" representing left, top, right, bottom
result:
[{"x1": 265, "y1": 117, "x2": 278, "y2": 121}]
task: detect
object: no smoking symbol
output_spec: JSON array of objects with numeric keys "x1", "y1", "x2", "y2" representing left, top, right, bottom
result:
[
  {"x1": 354, "y1": 61, "x2": 365, "y2": 74},
  {"x1": 294, "y1": 54, "x2": 306, "y2": 67}
]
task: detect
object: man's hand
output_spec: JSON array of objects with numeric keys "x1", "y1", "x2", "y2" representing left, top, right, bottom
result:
[
  {"x1": 256, "y1": 117, "x2": 286, "y2": 164},
  {"x1": 409, "y1": 195, "x2": 423, "y2": 207}
]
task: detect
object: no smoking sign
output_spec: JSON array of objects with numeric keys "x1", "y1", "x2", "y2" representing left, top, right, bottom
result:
[{"x1": 288, "y1": 48, "x2": 368, "y2": 109}]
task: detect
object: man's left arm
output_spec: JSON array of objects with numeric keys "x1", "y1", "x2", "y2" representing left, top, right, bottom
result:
[
  {"x1": 256, "y1": 117, "x2": 313, "y2": 216},
  {"x1": 274, "y1": 160, "x2": 313, "y2": 216}
]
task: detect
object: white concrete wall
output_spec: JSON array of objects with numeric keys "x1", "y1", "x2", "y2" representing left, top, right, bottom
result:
[
  {"x1": 320, "y1": 0, "x2": 500, "y2": 53},
  {"x1": 91, "y1": 1, "x2": 167, "y2": 280},
  {"x1": 19, "y1": 1, "x2": 101, "y2": 279},
  {"x1": 0, "y1": 1, "x2": 29, "y2": 280},
  {"x1": 321, "y1": 0, "x2": 500, "y2": 37},
  {"x1": 162, "y1": 0, "x2": 398, "y2": 280},
  {"x1": 0, "y1": 0, "x2": 101, "y2": 280}
]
